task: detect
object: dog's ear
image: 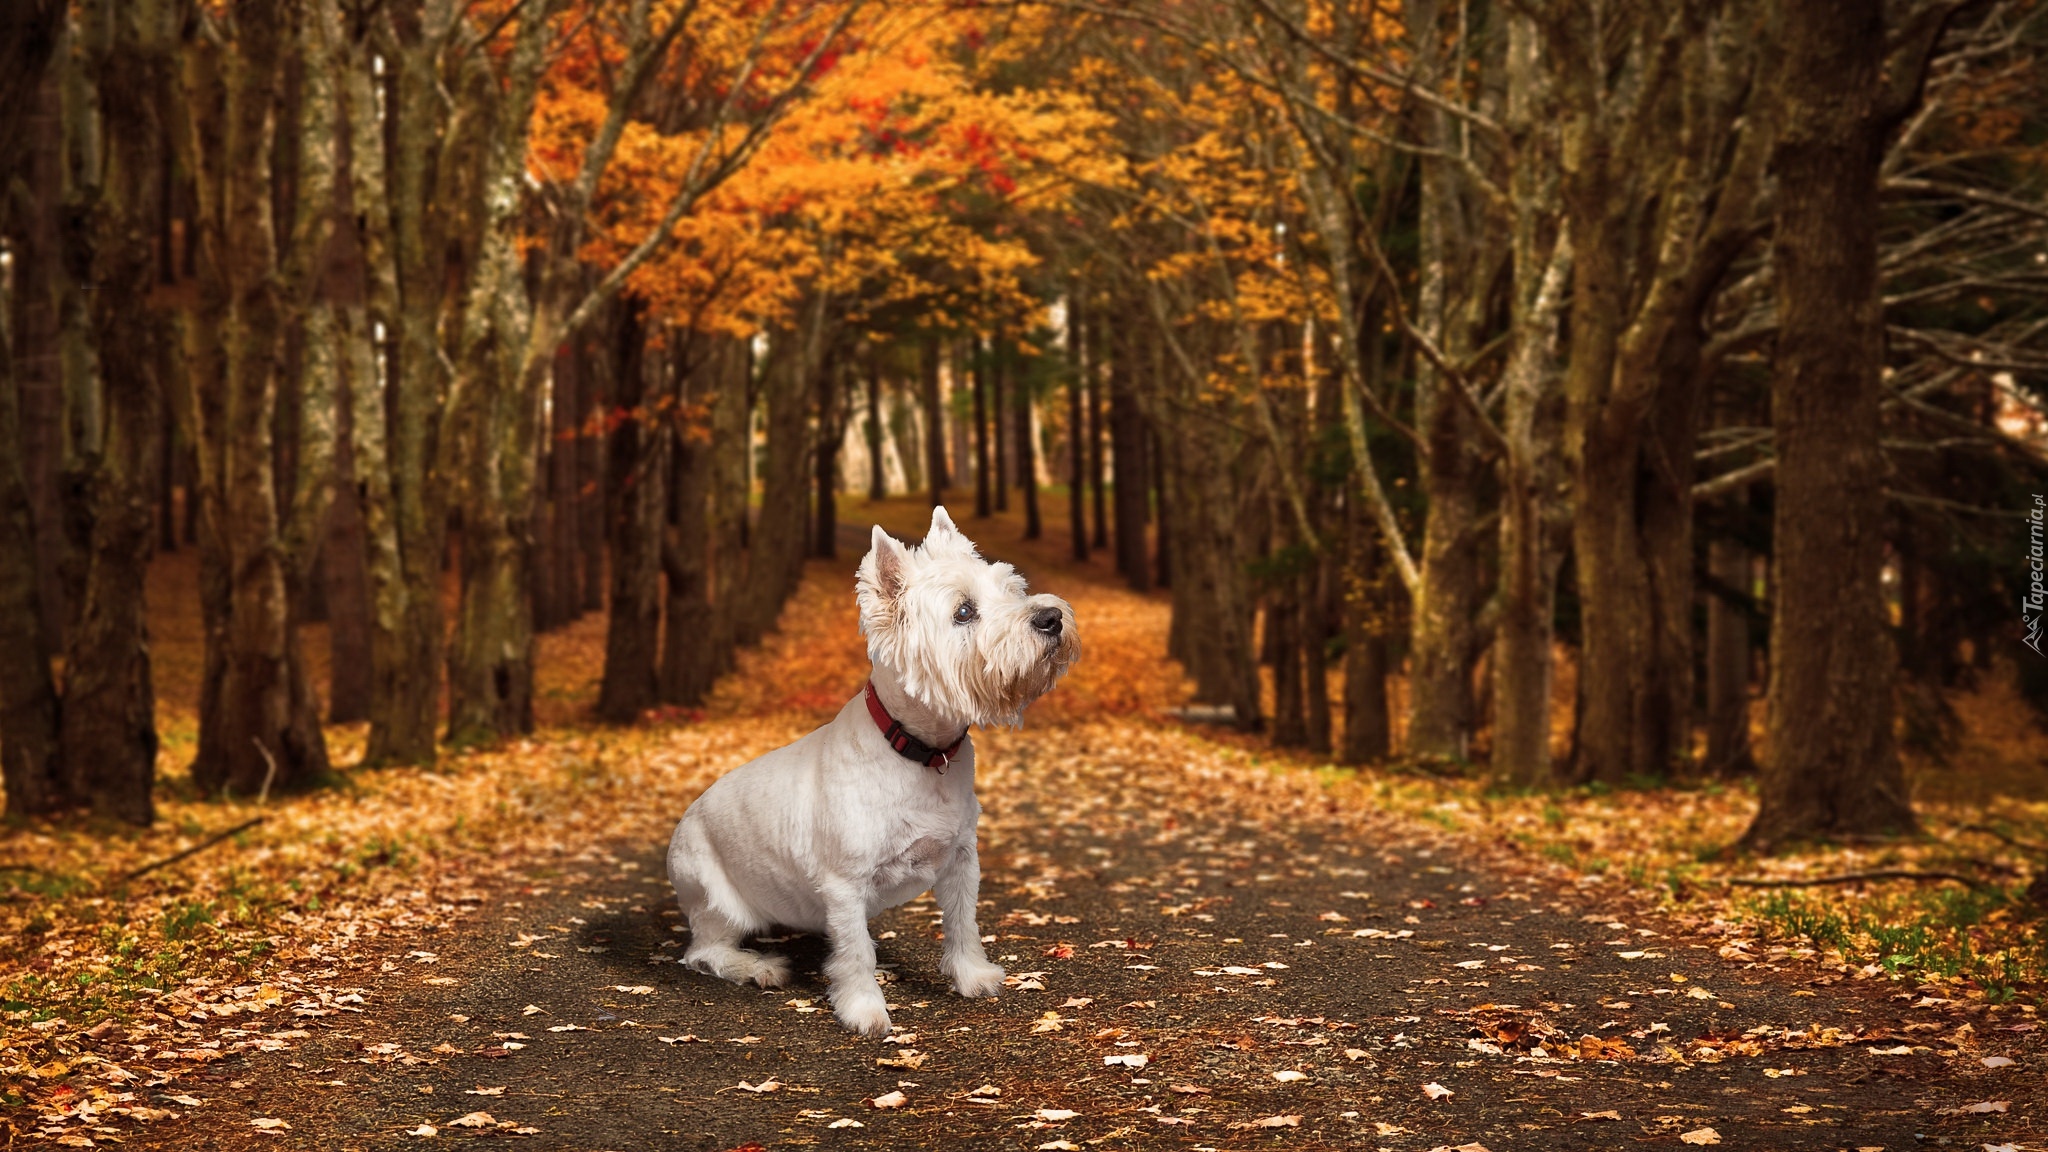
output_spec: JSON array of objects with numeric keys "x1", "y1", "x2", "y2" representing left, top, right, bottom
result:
[
  {"x1": 925, "y1": 504, "x2": 977, "y2": 556},
  {"x1": 857, "y1": 525, "x2": 907, "y2": 633}
]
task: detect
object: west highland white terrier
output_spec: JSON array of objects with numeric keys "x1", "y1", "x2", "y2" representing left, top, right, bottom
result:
[{"x1": 665, "y1": 506, "x2": 1080, "y2": 1037}]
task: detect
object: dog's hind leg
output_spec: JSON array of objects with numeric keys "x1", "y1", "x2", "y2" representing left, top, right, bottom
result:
[{"x1": 679, "y1": 904, "x2": 792, "y2": 989}]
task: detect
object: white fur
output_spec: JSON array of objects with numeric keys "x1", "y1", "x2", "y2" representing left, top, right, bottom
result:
[{"x1": 666, "y1": 506, "x2": 1080, "y2": 1037}]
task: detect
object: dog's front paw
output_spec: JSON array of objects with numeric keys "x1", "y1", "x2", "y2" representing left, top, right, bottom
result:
[
  {"x1": 945, "y1": 958, "x2": 1006, "y2": 999},
  {"x1": 749, "y1": 953, "x2": 792, "y2": 989},
  {"x1": 833, "y1": 993, "x2": 893, "y2": 1038}
]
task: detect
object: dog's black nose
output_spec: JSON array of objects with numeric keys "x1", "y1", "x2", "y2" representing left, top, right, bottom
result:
[{"x1": 1031, "y1": 607, "x2": 1063, "y2": 638}]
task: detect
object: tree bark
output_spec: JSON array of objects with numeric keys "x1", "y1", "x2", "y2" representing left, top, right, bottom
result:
[
  {"x1": 1109, "y1": 325, "x2": 1151, "y2": 591},
  {"x1": 736, "y1": 313, "x2": 821, "y2": 646},
  {"x1": 1340, "y1": 520, "x2": 1393, "y2": 765},
  {"x1": 324, "y1": 386, "x2": 373, "y2": 724},
  {"x1": 184, "y1": 0, "x2": 336, "y2": 796},
  {"x1": 992, "y1": 337, "x2": 1009, "y2": 512},
  {"x1": 660, "y1": 344, "x2": 718, "y2": 706},
  {"x1": 1745, "y1": 0, "x2": 1934, "y2": 849},
  {"x1": 1012, "y1": 342, "x2": 1042, "y2": 540},
  {"x1": 1703, "y1": 527, "x2": 1756, "y2": 776},
  {"x1": 597, "y1": 306, "x2": 665, "y2": 725},
  {"x1": 866, "y1": 353, "x2": 885, "y2": 502},
  {"x1": 0, "y1": 2, "x2": 65, "y2": 818},
  {"x1": 973, "y1": 337, "x2": 992, "y2": 518},
  {"x1": 920, "y1": 335, "x2": 945, "y2": 507},
  {"x1": 814, "y1": 358, "x2": 842, "y2": 559},
  {"x1": 0, "y1": 270, "x2": 65, "y2": 817},
  {"x1": 48, "y1": 0, "x2": 182, "y2": 824},
  {"x1": 1068, "y1": 294, "x2": 1089, "y2": 562}
]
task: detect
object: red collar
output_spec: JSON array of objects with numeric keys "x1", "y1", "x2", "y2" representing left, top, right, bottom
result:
[{"x1": 864, "y1": 681, "x2": 966, "y2": 772}]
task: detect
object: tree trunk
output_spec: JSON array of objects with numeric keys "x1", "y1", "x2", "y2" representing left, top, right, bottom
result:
[
  {"x1": 992, "y1": 337, "x2": 1009, "y2": 512},
  {"x1": 814, "y1": 358, "x2": 841, "y2": 559},
  {"x1": 0, "y1": 284, "x2": 65, "y2": 817},
  {"x1": 920, "y1": 335, "x2": 945, "y2": 507},
  {"x1": 736, "y1": 323, "x2": 814, "y2": 645},
  {"x1": 1745, "y1": 0, "x2": 1929, "y2": 848},
  {"x1": 1068, "y1": 294, "x2": 1089, "y2": 561},
  {"x1": 1407, "y1": 426, "x2": 1485, "y2": 764},
  {"x1": 0, "y1": 7, "x2": 65, "y2": 814},
  {"x1": 866, "y1": 354, "x2": 885, "y2": 502},
  {"x1": 324, "y1": 390, "x2": 373, "y2": 724},
  {"x1": 597, "y1": 307, "x2": 664, "y2": 725},
  {"x1": 185, "y1": 0, "x2": 334, "y2": 796},
  {"x1": 1086, "y1": 302, "x2": 1109, "y2": 553},
  {"x1": 1012, "y1": 343, "x2": 1041, "y2": 540},
  {"x1": 660, "y1": 347, "x2": 717, "y2": 706},
  {"x1": 1108, "y1": 327, "x2": 1151, "y2": 591},
  {"x1": 973, "y1": 337, "x2": 992, "y2": 518},
  {"x1": 706, "y1": 335, "x2": 750, "y2": 681},
  {"x1": 1703, "y1": 529, "x2": 1755, "y2": 776},
  {"x1": 1340, "y1": 522, "x2": 1393, "y2": 765},
  {"x1": 50, "y1": 0, "x2": 180, "y2": 824}
]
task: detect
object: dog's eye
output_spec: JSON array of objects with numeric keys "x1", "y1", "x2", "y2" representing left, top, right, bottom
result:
[{"x1": 953, "y1": 600, "x2": 978, "y2": 625}]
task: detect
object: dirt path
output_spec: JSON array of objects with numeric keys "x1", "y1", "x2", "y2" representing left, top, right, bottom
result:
[
  {"x1": 96, "y1": 715, "x2": 2040, "y2": 1151},
  {"x1": 52, "y1": 513, "x2": 2045, "y2": 1151}
]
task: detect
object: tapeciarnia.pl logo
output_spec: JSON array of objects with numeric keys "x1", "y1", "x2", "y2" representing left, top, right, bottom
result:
[{"x1": 2028, "y1": 493, "x2": 2046, "y2": 656}]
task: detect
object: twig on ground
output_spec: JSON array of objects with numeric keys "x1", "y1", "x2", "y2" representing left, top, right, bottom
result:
[
  {"x1": 116, "y1": 817, "x2": 269, "y2": 885},
  {"x1": 1726, "y1": 870, "x2": 1992, "y2": 892}
]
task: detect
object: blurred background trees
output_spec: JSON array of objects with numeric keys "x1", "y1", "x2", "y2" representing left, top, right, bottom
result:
[{"x1": 0, "y1": 0, "x2": 2043, "y2": 853}]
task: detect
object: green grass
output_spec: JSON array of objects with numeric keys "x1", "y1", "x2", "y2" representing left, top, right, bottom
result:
[{"x1": 1743, "y1": 886, "x2": 2047, "y2": 1003}]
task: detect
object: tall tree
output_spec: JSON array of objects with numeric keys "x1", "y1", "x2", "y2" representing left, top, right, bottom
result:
[
  {"x1": 1743, "y1": 0, "x2": 1955, "y2": 848},
  {"x1": 50, "y1": 0, "x2": 179, "y2": 823},
  {"x1": 179, "y1": 0, "x2": 342, "y2": 796},
  {"x1": 0, "y1": 0, "x2": 67, "y2": 818}
]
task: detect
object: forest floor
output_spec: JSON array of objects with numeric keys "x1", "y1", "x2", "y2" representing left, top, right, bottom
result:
[{"x1": 4, "y1": 498, "x2": 2048, "y2": 1150}]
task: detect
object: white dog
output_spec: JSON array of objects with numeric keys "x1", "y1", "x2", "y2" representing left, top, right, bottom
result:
[{"x1": 665, "y1": 506, "x2": 1080, "y2": 1037}]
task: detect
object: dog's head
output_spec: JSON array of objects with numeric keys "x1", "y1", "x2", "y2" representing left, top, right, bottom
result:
[{"x1": 856, "y1": 506, "x2": 1080, "y2": 726}]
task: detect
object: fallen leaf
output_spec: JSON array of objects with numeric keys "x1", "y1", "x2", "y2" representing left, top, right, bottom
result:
[
  {"x1": 1580, "y1": 1110, "x2": 1621, "y2": 1121},
  {"x1": 1036, "y1": 1143, "x2": 1080, "y2": 1151},
  {"x1": 1424, "y1": 1081, "x2": 1454, "y2": 1100},
  {"x1": 1168, "y1": 1084, "x2": 1210, "y2": 1095},
  {"x1": 1271, "y1": 1070, "x2": 1307, "y2": 1083},
  {"x1": 612, "y1": 985, "x2": 655, "y2": 995},
  {"x1": 1034, "y1": 1108, "x2": 1080, "y2": 1122},
  {"x1": 520, "y1": 1005, "x2": 543, "y2": 1016},
  {"x1": 1104, "y1": 1054, "x2": 1148, "y2": 1069},
  {"x1": 868, "y1": 1090, "x2": 908, "y2": 1109},
  {"x1": 1962, "y1": 1101, "x2": 2011, "y2": 1114},
  {"x1": 546, "y1": 1024, "x2": 589, "y2": 1033},
  {"x1": 251, "y1": 1119, "x2": 291, "y2": 1131},
  {"x1": 447, "y1": 1112, "x2": 495, "y2": 1128},
  {"x1": 732, "y1": 1079, "x2": 780, "y2": 1093},
  {"x1": 406, "y1": 1125, "x2": 437, "y2": 1138},
  {"x1": 827, "y1": 1118, "x2": 864, "y2": 1128},
  {"x1": 1980, "y1": 1056, "x2": 2015, "y2": 1068},
  {"x1": 1374, "y1": 1122, "x2": 1412, "y2": 1135},
  {"x1": 467, "y1": 1087, "x2": 505, "y2": 1096},
  {"x1": 1679, "y1": 1128, "x2": 1720, "y2": 1145}
]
